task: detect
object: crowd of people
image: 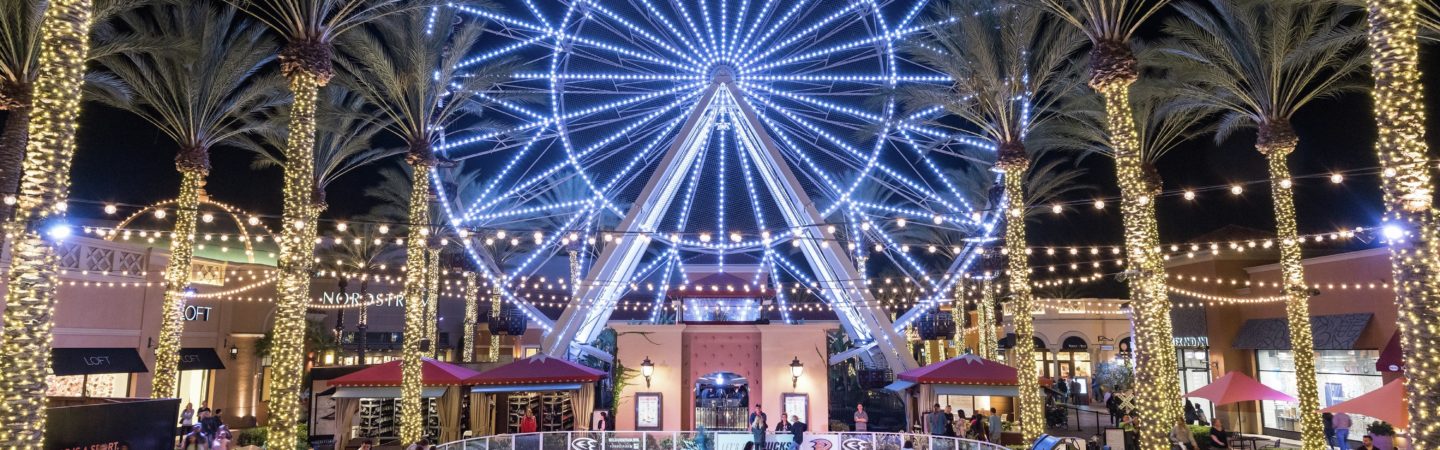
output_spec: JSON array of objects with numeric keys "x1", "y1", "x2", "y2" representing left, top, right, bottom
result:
[
  {"x1": 744, "y1": 404, "x2": 809, "y2": 450},
  {"x1": 177, "y1": 402, "x2": 233, "y2": 450},
  {"x1": 921, "y1": 404, "x2": 1001, "y2": 443}
]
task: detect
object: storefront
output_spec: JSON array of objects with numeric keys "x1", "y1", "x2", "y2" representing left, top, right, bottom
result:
[
  {"x1": 177, "y1": 348, "x2": 226, "y2": 411},
  {"x1": 1233, "y1": 313, "x2": 1379, "y2": 439},
  {"x1": 47, "y1": 347, "x2": 149, "y2": 399},
  {"x1": 1256, "y1": 349, "x2": 1382, "y2": 437},
  {"x1": 1174, "y1": 338, "x2": 1213, "y2": 422}
]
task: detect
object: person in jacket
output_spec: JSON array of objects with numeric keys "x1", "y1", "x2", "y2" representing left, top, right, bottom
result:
[
  {"x1": 748, "y1": 405, "x2": 768, "y2": 449},
  {"x1": 1331, "y1": 412, "x2": 1352, "y2": 449},
  {"x1": 788, "y1": 415, "x2": 807, "y2": 450},
  {"x1": 1170, "y1": 420, "x2": 1199, "y2": 450},
  {"x1": 520, "y1": 410, "x2": 539, "y2": 433}
]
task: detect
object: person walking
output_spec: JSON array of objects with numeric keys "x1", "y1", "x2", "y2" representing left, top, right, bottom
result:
[
  {"x1": 788, "y1": 415, "x2": 807, "y2": 450},
  {"x1": 1331, "y1": 411, "x2": 1352, "y2": 449},
  {"x1": 1105, "y1": 391, "x2": 1121, "y2": 426},
  {"x1": 748, "y1": 404, "x2": 768, "y2": 450},
  {"x1": 853, "y1": 404, "x2": 869, "y2": 432},
  {"x1": 925, "y1": 404, "x2": 945, "y2": 436},
  {"x1": 987, "y1": 408, "x2": 1001, "y2": 443},
  {"x1": 953, "y1": 410, "x2": 969, "y2": 438}
]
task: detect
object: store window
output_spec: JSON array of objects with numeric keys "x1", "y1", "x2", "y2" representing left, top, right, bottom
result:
[
  {"x1": 177, "y1": 370, "x2": 212, "y2": 413},
  {"x1": 1257, "y1": 349, "x2": 1381, "y2": 437},
  {"x1": 45, "y1": 373, "x2": 131, "y2": 398}
]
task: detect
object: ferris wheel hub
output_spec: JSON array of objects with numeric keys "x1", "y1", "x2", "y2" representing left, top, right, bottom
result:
[{"x1": 708, "y1": 65, "x2": 736, "y2": 84}]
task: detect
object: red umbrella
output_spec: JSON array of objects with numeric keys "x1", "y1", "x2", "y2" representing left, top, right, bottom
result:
[
  {"x1": 1185, "y1": 371, "x2": 1295, "y2": 405},
  {"x1": 1322, "y1": 378, "x2": 1408, "y2": 429}
]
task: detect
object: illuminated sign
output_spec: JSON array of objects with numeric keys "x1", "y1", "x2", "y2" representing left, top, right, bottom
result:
[
  {"x1": 183, "y1": 305, "x2": 212, "y2": 321},
  {"x1": 318, "y1": 292, "x2": 405, "y2": 307}
]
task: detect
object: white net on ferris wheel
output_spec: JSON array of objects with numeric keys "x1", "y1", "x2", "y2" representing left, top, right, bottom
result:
[{"x1": 432, "y1": 0, "x2": 1002, "y2": 328}]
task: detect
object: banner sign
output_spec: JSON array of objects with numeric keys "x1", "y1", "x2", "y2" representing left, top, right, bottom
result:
[{"x1": 45, "y1": 398, "x2": 180, "y2": 450}]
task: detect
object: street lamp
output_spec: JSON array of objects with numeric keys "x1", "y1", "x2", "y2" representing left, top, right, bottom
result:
[
  {"x1": 641, "y1": 357, "x2": 655, "y2": 388},
  {"x1": 789, "y1": 357, "x2": 804, "y2": 388}
]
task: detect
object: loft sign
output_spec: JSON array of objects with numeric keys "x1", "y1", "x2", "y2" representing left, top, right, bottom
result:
[
  {"x1": 319, "y1": 292, "x2": 405, "y2": 307},
  {"x1": 184, "y1": 305, "x2": 212, "y2": 321}
]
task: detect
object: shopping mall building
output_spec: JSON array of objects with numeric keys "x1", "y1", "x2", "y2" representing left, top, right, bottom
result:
[{"x1": 3, "y1": 230, "x2": 1406, "y2": 442}]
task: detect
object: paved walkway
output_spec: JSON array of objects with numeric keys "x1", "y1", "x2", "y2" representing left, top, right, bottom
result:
[{"x1": 1040, "y1": 404, "x2": 1303, "y2": 449}]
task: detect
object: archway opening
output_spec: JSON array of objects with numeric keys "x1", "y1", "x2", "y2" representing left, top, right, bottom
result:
[{"x1": 694, "y1": 372, "x2": 749, "y2": 430}]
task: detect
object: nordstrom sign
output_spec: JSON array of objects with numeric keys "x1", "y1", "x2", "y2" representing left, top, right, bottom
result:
[{"x1": 318, "y1": 292, "x2": 405, "y2": 307}]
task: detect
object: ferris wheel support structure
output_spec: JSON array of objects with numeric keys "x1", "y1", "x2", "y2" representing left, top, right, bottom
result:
[{"x1": 542, "y1": 75, "x2": 917, "y2": 373}]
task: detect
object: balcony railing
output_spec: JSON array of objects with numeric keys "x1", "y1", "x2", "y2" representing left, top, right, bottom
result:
[{"x1": 437, "y1": 431, "x2": 1008, "y2": 450}]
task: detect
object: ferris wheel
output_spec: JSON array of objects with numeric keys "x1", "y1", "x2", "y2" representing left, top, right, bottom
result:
[{"x1": 436, "y1": 0, "x2": 1001, "y2": 370}]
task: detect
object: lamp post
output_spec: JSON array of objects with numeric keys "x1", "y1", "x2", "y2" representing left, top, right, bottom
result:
[
  {"x1": 641, "y1": 356, "x2": 655, "y2": 388},
  {"x1": 790, "y1": 357, "x2": 804, "y2": 388}
]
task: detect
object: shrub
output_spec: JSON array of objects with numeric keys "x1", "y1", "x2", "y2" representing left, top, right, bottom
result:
[
  {"x1": 235, "y1": 427, "x2": 267, "y2": 447},
  {"x1": 1367, "y1": 421, "x2": 1395, "y2": 436}
]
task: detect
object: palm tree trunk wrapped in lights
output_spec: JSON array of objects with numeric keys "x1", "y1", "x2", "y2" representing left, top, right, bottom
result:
[
  {"x1": 489, "y1": 283, "x2": 503, "y2": 362},
  {"x1": 463, "y1": 271, "x2": 478, "y2": 363},
  {"x1": 1093, "y1": 54, "x2": 1183, "y2": 450},
  {"x1": 1261, "y1": 132, "x2": 1327, "y2": 450},
  {"x1": 977, "y1": 276, "x2": 998, "y2": 360},
  {"x1": 399, "y1": 160, "x2": 434, "y2": 445},
  {"x1": 0, "y1": 0, "x2": 91, "y2": 446},
  {"x1": 952, "y1": 283, "x2": 965, "y2": 354},
  {"x1": 425, "y1": 246, "x2": 441, "y2": 357},
  {"x1": 153, "y1": 159, "x2": 206, "y2": 398},
  {"x1": 1365, "y1": 0, "x2": 1440, "y2": 442},
  {"x1": 998, "y1": 145, "x2": 1044, "y2": 443}
]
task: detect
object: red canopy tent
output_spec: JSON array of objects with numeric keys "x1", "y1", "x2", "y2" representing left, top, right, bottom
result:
[
  {"x1": 466, "y1": 355, "x2": 606, "y2": 385},
  {"x1": 466, "y1": 356, "x2": 607, "y2": 435},
  {"x1": 1322, "y1": 377, "x2": 1408, "y2": 428},
  {"x1": 898, "y1": 354, "x2": 1019, "y2": 386},
  {"x1": 329, "y1": 357, "x2": 483, "y2": 387},
  {"x1": 326, "y1": 358, "x2": 482, "y2": 448},
  {"x1": 1185, "y1": 371, "x2": 1295, "y2": 405}
]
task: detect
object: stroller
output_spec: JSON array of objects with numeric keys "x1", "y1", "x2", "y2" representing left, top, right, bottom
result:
[{"x1": 1046, "y1": 403, "x2": 1069, "y2": 428}]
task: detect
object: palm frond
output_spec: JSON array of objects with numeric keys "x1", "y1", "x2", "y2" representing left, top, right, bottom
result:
[
  {"x1": 231, "y1": 84, "x2": 401, "y2": 192},
  {"x1": 1030, "y1": 0, "x2": 1171, "y2": 44},
  {"x1": 226, "y1": 0, "x2": 444, "y2": 45},
  {"x1": 93, "y1": 1, "x2": 285, "y2": 156},
  {"x1": 1152, "y1": 0, "x2": 1367, "y2": 139}
]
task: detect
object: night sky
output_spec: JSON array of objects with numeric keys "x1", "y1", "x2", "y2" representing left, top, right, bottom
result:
[{"x1": 6, "y1": 3, "x2": 1440, "y2": 301}]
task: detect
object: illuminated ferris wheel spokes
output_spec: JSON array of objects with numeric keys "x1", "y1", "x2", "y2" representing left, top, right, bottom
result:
[{"x1": 439, "y1": 0, "x2": 1000, "y2": 367}]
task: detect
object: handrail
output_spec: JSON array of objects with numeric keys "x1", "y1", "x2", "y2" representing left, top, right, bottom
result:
[{"x1": 436, "y1": 431, "x2": 1008, "y2": 450}]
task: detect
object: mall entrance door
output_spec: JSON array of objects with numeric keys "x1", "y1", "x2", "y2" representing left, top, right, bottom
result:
[{"x1": 694, "y1": 372, "x2": 749, "y2": 430}]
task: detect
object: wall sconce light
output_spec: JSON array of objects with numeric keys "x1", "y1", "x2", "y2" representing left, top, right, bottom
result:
[
  {"x1": 640, "y1": 356, "x2": 655, "y2": 388},
  {"x1": 229, "y1": 344, "x2": 240, "y2": 360},
  {"x1": 789, "y1": 357, "x2": 804, "y2": 388}
]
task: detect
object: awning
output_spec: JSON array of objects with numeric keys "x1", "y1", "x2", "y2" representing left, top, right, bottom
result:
[
  {"x1": 1232, "y1": 313, "x2": 1371, "y2": 350},
  {"x1": 933, "y1": 384, "x2": 1019, "y2": 396},
  {"x1": 332, "y1": 386, "x2": 447, "y2": 399},
  {"x1": 471, "y1": 383, "x2": 583, "y2": 394},
  {"x1": 329, "y1": 358, "x2": 482, "y2": 387},
  {"x1": 882, "y1": 380, "x2": 917, "y2": 393},
  {"x1": 178, "y1": 348, "x2": 225, "y2": 371},
  {"x1": 467, "y1": 355, "x2": 606, "y2": 385},
  {"x1": 52, "y1": 348, "x2": 148, "y2": 376}
]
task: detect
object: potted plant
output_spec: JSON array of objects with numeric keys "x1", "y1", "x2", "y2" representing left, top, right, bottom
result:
[{"x1": 1367, "y1": 421, "x2": 1396, "y2": 449}]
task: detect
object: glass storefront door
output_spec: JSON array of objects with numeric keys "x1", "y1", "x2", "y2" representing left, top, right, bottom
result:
[
  {"x1": 1177, "y1": 349, "x2": 1213, "y2": 423},
  {"x1": 178, "y1": 369, "x2": 213, "y2": 416}
]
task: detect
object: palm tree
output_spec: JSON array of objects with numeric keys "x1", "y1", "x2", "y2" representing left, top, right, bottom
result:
[
  {"x1": 1032, "y1": 0, "x2": 1179, "y2": 444},
  {"x1": 1055, "y1": 84, "x2": 1214, "y2": 448},
  {"x1": 337, "y1": 6, "x2": 517, "y2": 439},
  {"x1": 905, "y1": 0, "x2": 1085, "y2": 440},
  {"x1": 93, "y1": 0, "x2": 284, "y2": 400},
  {"x1": 1156, "y1": 2, "x2": 1366, "y2": 446},
  {"x1": 1353, "y1": 0, "x2": 1440, "y2": 440},
  {"x1": 0, "y1": 0, "x2": 137, "y2": 221},
  {"x1": 224, "y1": 0, "x2": 420, "y2": 442}
]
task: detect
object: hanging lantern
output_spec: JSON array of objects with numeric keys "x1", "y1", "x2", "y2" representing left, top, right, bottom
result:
[{"x1": 916, "y1": 309, "x2": 955, "y2": 340}]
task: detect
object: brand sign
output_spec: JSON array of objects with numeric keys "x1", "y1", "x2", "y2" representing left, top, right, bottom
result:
[
  {"x1": 82, "y1": 356, "x2": 111, "y2": 366},
  {"x1": 318, "y1": 292, "x2": 405, "y2": 307},
  {"x1": 183, "y1": 305, "x2": 212, "y2": 321},
  {"x1": 1173, "y1": 336, "x2": 1209, "y2": 348}
]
